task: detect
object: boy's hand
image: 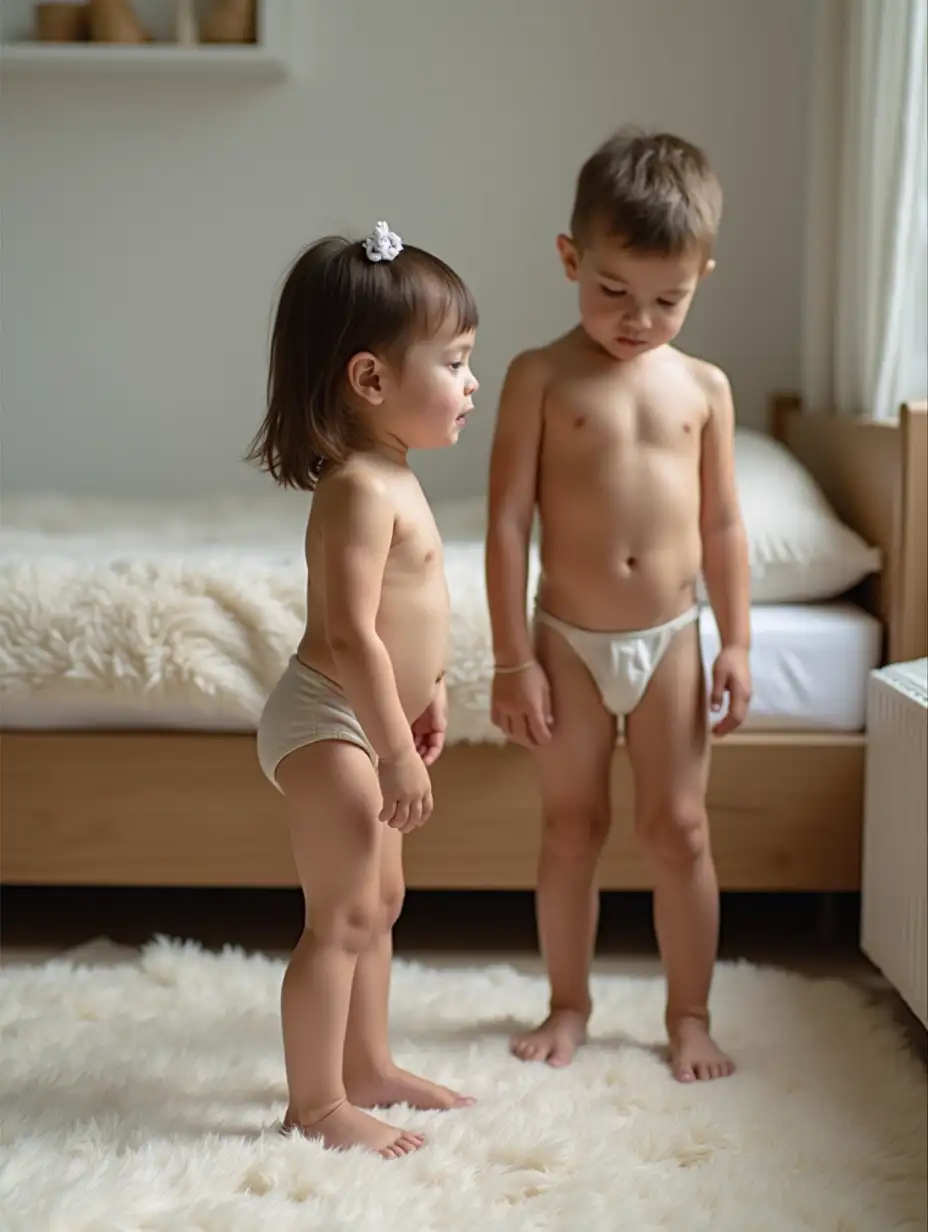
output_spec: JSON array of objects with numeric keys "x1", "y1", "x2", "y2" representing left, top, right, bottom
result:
[
  {"x1": 491, "y1": 663, "x2": 554, "y2": 748},
  {"x1": 378, "y1": 748, "x2": 433, "y2": 832},
  {"x1": 412, "y1": 678, "x2": 448, "y2": 767},
  {"x1": 710, "y1": 647, "x2": 752, "y2": 737}
]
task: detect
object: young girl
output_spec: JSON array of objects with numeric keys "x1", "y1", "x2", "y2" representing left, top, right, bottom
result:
[{"x1": 249, "y1": 221, "x2": 479, "y2": 1158}]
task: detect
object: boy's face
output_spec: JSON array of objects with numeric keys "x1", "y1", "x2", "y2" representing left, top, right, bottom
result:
[{"x1": 558, "y1": 231, "x2": 713, "y2": 361}]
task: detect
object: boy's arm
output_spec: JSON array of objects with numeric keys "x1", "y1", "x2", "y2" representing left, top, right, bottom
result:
[
  {"x1": 485, "y1": 351, "x2": 546, "y2": 666},
  {"x1": 699, "y1": 367, "x2": 752, "y2": 734},
  {"x1": 322, "y1": 474, "x2": 418, "y2": 762}
]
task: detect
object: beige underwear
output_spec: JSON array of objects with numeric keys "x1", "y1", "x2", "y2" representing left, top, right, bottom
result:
[
  {"x1": 257, "y1": 656, "x2": 377, "y2": 791},
  {"x1": 534, "y1": 604, "x2": 700, "y2": 717}
]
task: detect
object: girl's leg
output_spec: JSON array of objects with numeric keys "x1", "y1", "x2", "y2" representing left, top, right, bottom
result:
[
  {"x1": 276, "y1": 740, "x2": 424, "y2": 1157},
  {"x1": 343, "y1": 824, "x2": 475, "y2": 1110}
]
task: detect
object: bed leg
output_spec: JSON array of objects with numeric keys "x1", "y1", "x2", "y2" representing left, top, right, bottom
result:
[{"x1": 816, "y1": 892, "x2": 840, "y2": 944}]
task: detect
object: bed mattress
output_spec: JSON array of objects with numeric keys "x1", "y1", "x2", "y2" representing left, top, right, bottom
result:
[{"x1": 3, "y1": 601, "x2": 880, "y2": 737}]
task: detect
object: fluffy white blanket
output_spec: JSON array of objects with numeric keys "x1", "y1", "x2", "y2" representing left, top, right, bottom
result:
[{"x1": 0, "y1": 493, "x2": 537, "y2": 743}]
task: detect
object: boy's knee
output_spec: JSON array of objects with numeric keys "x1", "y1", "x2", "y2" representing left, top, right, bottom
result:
[
  {"x1": 543, "y1": 804, "x2": 611, "y2": 862},
  {"x1": 637, "y1": 802, "x2": 708, "y2": 867}
]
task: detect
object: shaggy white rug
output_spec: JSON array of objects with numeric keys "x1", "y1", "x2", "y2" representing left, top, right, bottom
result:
[{"x1": 0, "y1": 941, "x2": 925, "y2": 1231}]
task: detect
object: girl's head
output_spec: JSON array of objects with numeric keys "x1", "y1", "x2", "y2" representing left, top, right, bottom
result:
[{"x1": 248, "y1": 222, "x2": 479, "y2": 490}]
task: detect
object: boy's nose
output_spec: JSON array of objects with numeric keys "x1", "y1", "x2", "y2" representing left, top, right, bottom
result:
[{"x1": 466, "y1": 372, "x2": 479, "y2": 395}]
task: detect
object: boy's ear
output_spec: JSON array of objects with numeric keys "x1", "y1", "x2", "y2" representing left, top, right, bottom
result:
[
  {"x1": 557, "y1": 234, "x2": 581, "y2": 282},
  {"x1": 346, "y1": 352, "x2": 386, "y2": 406},
  {"x1": 701, "y1": 257, "x2": 717, "y2": 279}
]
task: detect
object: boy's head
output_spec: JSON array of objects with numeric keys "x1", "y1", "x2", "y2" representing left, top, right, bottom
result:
[
  {"x1": 248, "y1": 224, "x2": 479, "y2": 490},
  {"x1": 559, "y1": 129, "x2": 722, "y2": 360}
]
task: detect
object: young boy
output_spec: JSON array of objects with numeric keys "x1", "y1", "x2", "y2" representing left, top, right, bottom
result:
[{"x1": 485, "y1": 130, "x2": 751, "y2": 1082}]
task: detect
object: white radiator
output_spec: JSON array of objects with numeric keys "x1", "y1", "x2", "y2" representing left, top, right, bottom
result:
[{"x1": 861, "y1": 658, "x2": 928, "y2": 1027}]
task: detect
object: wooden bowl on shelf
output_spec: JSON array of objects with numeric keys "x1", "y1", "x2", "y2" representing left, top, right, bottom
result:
[{"x1": 35, "y1": 2, "x2": 90, "y2": 42}]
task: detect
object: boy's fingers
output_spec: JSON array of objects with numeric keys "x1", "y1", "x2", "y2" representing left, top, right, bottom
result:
[
  {"x1": 527, "y1": 708, "x2": 550, "y2": 745},
  {"x1": 710, "y1": 669, "x2": 727, "y2": 710}
]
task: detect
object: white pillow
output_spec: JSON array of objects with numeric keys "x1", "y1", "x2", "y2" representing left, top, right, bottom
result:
[{"x1": 698, "y1": 429, "x2": 881, "y2": 604}]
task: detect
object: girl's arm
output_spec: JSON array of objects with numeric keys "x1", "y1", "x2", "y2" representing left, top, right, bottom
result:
[{"x1": 321, "y1": 472, "x2": 417, "y2": 762}]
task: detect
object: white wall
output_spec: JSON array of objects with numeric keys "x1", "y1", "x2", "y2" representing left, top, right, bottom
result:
[{"x1": 1, "y1": 0, "x2": 814, "y2": 501}]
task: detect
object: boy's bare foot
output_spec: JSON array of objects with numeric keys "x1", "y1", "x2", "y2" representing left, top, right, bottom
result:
[
  {"x1": 510, "y1": 1009, "x2": 589, "y2": 1067},
  {"x1": 281, "y1": 1098, "x2": 425, "y2": 1158},
  {"x1": 345, "y1": 1065, "x2": 475, "y2": 1111},
  {"x1": 668, "y1": 1016, "x2": 735, "y2": 1082}
]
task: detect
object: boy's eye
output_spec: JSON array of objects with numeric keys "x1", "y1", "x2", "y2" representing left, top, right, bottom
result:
[
  {"x1": 600, "y1": 286, "x2": 624, "y2": 298},
  {"x1": 657, "y1": 299, "x2": 679, "y2": 309},
  {"x1": 448, "y1": 361, "x2": 463, "y2": 371}
]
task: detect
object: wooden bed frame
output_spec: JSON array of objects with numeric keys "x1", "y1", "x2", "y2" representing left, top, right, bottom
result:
[{"x1": 3, "y1": 395, "x2": 926, "y2": 891}]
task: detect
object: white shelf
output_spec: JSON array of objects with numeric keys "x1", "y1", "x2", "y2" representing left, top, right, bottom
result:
[
  {"x1": 0, "y1": 0, "x2": 290, "y2": 78},
  {"x1": 0, "y1": 42, "x2": 287, "y2": 77}
]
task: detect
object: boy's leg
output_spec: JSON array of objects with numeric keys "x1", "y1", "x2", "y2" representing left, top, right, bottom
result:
[
  {"x1": 624, "y1": 620, "x2": 734, "y2": 1082},
  {"x1": 511, "y1": 620, "x2": 617, "y2": 1066},
  {"x1": 343, "y1": 824, "x2": 475, "y2": 1110},
  {"x1": 276, "y1": 741, "x2": 424, "y2": 1157}
]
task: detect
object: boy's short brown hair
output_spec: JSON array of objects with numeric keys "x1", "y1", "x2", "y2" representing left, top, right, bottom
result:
[{"x1": 570, "y1": 128, "x2": 722, "y2": 255}]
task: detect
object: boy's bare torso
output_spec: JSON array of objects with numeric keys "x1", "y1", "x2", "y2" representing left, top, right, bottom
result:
[
  {"x1": 534, "y1": 329, "x2": 711, "y2": 631},
  {"x1": 298, "y1": 458, "x2": 450, "y2": 722}
]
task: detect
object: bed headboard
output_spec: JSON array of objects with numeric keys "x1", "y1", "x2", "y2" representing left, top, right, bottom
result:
[{"x1": 770, "y1": 392, "x2": 927, "y2": 665}]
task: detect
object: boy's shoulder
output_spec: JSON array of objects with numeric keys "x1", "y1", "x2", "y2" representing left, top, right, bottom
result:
[
  {"x1": 670, "y1": 348, "x2": 732, "y2": 401},
  {"x1": 505, "y1": 329, "x2": 589, "y2": 384}
]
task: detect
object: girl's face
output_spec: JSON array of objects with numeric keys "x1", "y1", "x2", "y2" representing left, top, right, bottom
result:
[{"x1": 381, "y1": 323, "x2": 479, "y2": 451}]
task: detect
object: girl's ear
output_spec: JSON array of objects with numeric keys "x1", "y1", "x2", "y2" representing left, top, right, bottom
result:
[{"x1": 346, "y1": 352, "x2": 386, "y2": 406}]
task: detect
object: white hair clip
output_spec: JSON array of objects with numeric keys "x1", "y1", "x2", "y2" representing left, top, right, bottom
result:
[{"x1": 363, "y1": 220, "x2": 403, "y2": 263}]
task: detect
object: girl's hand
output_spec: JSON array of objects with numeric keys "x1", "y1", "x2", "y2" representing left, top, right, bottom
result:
[
  {"x1": 411, "y1": 678, "x2": 448, "y2": 767},
  {"x1": 378, "y1": 748, "x2": 433, "y2": 831}
]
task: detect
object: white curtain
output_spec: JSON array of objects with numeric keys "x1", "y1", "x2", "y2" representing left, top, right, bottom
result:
[{"x1": 802, "y1": 0, "x2": 928, "y2": 419}]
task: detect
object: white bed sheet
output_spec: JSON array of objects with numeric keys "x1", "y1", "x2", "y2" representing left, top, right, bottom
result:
[{"x1": 4, "y1": 603, "x2": 880, "y2": 735}]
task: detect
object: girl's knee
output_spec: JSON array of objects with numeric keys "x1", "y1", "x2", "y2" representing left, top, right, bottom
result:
[
  {"x1": 380, "y1": 879, "x2": 406, "y2": 932},
  {"x1": 312, "y1": 895, "x2": 380, "y2": 953},
  {"x1": 543, "y1": 804, "x2": 611, "y2": 862},
  {"x1": 637, "y1": 802, "x2": 708, "y2": 867}
]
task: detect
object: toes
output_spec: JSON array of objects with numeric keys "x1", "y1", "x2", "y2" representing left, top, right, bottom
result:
[{"x1": 547, "y1": 1045, "x2": 572, "y2": 1068}]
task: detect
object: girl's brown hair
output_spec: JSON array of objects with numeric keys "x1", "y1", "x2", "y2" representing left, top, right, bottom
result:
[{"x1": 246, "y1": 235, "x2": 478, "y2": 491}]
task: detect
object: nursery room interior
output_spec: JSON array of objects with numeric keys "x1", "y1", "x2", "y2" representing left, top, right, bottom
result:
[{"x1": 1, "y1": 0, "x2": 926, "y2": 1225}]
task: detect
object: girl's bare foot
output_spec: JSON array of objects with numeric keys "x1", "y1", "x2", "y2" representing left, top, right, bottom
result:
[
  {"x1": 346, "y1": 1065, "x2": 475, "y2": 1111},
  {"x1": 668, "y1": 1016, "x2": 735, "y2": 1082},
  {"x1": 510, "y1": 1008, "x2": 588, "y2": 1067},
  {"x1": 281, "y1": 1098, "x2": 425, "y2": 1158}
]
